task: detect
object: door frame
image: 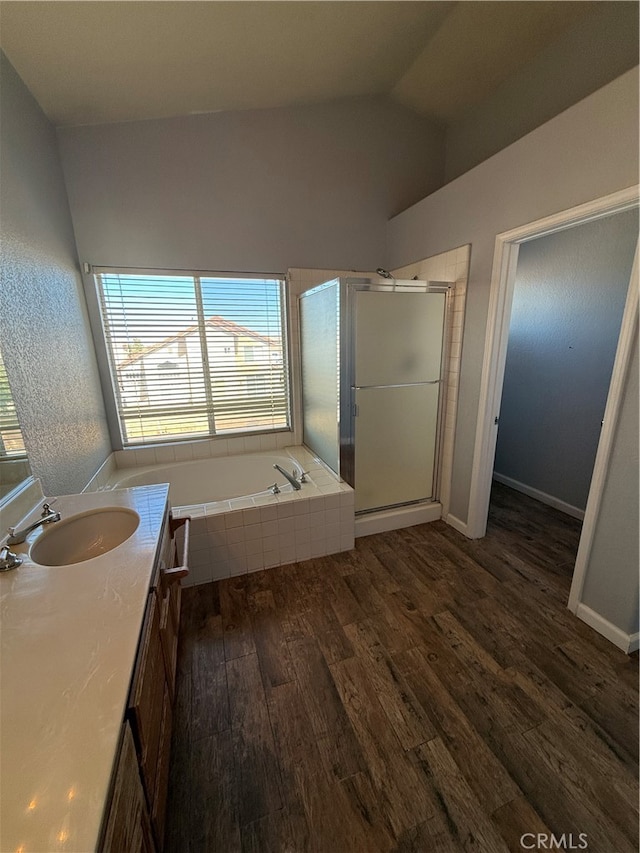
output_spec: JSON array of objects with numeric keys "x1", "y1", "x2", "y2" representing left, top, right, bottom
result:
[{"x1": 466, "y1": 185, "x2": 639, "y2": 613}]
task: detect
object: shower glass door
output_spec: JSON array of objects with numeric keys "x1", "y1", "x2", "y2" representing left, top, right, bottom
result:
[
  {"x1": 352, "y1": 287, "x2": 446, "y2": 513},
  {"x1": 299, "y1": 280, "x2": 340, "y2": 474}
]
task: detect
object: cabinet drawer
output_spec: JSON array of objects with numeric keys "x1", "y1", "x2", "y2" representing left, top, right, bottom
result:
[{"x1": 128, "y1": 590, "x2": 165, "y2": 807}]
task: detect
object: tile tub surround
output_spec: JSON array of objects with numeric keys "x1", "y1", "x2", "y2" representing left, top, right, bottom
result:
[{"x1": 100, "y1": 445, "x2": 355, "y2": 585}]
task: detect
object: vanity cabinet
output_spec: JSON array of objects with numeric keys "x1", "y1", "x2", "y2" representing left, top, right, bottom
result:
[{"x1": 100, "y1": 510, "x2": 190, "y2": 853}]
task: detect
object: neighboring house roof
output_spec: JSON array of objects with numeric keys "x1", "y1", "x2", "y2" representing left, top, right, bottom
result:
[{"x1": 119, "y1": 315, "x2": 279, "y2": 368}]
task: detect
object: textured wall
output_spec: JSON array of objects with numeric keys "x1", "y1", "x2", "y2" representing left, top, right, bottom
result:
[
  {"x1": 56, "y1": 95, "x2": 444, "y2": 273},
  {"x1": 0, "y1": 52, "x2": 111, "y2": 495},
  {"x1": 494, "y1": 209, "x2": 638, "y2": 511},
  {"x1": 387, "y1": 67, "x2": 639, "y2": 525}
]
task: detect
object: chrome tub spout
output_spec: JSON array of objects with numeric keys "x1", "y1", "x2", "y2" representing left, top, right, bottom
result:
[{"x1": 273, "y1": 464, "x2": 302, "y2": 491}]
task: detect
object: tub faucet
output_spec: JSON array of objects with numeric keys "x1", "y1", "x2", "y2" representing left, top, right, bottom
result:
[
  {"x1": 273, "y1": 464, "x2": 302, "y2": 491},
  {"x1": 7, "y1": 503, "x2": 61, "y2": 545}
]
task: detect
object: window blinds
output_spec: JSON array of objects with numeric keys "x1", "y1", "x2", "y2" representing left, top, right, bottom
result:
[
  {"x1": 0, "y1": 350, "x2": 27, "y2": 458},
  {"x1": 95, "y1": 271, "x2": 290, "y2": 446}
]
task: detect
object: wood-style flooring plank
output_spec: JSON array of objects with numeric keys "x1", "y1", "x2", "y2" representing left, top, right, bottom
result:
[
  {"x1": 522, "y1": 720, "x2": 638, "y2": 843},
  {"x1": 190, "y1": 729, "x2": 241, "y2": 853},
  {"x1": 226, "y1": 653, "x2": 283, "y2": 825},
  {"x1": 219, "y1": 574, "x2": 257, "y2": 660},
  {"x1": 394, "y1": 646, "x2": 520, "y2": 815},
  {"x1": 247, "y1": 587, "x2": 296, "y2": 689},
  {"x1": 504, "y1": 647, "x2": 639, "y2": 774},
  {"x1": 483, "y1": 724, "x2": 637, "y2": 853},
  {"x1": 344, "y1": 620, "x2": 436, "y2": 750},
  {"x1": 329, "y1": 654, "x2": 437, "y2": 837},
  {"x1": 491, "y1": 795, "x2": 551, "y2": 852},
  {"x1": 287, "y1": 635, "x2": 366, "y2": 781},
  {"x1": 344, "y1": 570, "x2": 421, "y2": 655},
  {"x1": 409, "y1": 737, "x2": 511, "y2": 852},
  {"x1": 165, "y1": 483, "x2": 639, "y2": 852}
]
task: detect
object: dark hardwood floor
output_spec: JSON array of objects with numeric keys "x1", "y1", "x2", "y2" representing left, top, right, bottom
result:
[{"x1": 164, "y1": 483, "x2": 639, "y2": 852}]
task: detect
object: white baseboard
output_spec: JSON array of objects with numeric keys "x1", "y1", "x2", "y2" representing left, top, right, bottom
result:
[
  {"x1": 444, "y1": 513, "x2": 469, "y2": 537},
  {"x1": 493, "y1": 472, "x2": 585, "y2": 520},
  {"x1": 355, "y1": 501, "x2": 441, "y2": 537},
  {"x1": 575, "y1": 602, "x2": 637, "y2": 654}
]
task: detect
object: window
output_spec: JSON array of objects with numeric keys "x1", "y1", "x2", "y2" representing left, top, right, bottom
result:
[
  {"x1": 94, "y1": 270, "x2": 290, "y2": 445},
  {"x1": 0, "y1": 350, "x2": 27, "y2": 459}
]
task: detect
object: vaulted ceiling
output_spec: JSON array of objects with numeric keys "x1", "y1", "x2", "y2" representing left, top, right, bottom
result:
[{"x1": 0, "y1": 1, "x2": 616, "y2": 128}]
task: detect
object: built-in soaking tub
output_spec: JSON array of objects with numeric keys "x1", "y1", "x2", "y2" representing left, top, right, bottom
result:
[{"x1": 102, "y1": 446, "x2": 354, "y2": 585}]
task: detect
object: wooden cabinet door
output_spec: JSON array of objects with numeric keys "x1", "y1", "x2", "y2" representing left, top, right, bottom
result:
[
  {"x1": 128, "y1": 591, "x2": 165, "y2": 808},
  {"x1": 151, "y1": 681, "x2": 173, "y2": 849},
  {"x1": 158, "y1": 580, "x2": 180, "y2": 700},
  {"x1": 159, "y1": 515, "x2": 189, "y2": 698},
  {"x1": 100, "y1": 723, "x2": 153, "y2": 853}
]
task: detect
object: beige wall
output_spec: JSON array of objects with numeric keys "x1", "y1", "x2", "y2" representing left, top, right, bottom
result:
[{"x1": 57, "y1": 96, "x2": 444, "y2": 274}]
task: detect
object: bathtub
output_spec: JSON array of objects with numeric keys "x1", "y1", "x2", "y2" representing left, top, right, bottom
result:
[
  {"x1": 103, "y1": 446, "x2": 355, "y2": 585},
  {"x1": 108, "y1": 451, "x2": 309, "y2": 507}
]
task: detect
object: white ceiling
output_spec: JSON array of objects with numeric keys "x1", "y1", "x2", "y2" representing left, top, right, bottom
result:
[{"x1": 0, "y1": 1, "x2": 599, "y2": 127}]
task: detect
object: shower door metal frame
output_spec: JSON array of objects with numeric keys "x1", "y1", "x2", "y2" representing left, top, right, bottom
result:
[{"x1": 340, "y1": 278, "x2": 453, "y2": 513}]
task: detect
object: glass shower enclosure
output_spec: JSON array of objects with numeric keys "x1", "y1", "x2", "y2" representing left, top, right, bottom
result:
[{"x1": 299, "y1": 277, "x2": 450, "y2": 513}]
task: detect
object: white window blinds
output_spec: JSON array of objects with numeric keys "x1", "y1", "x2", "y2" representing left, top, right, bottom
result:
[
  {"x1": 0, "y1": 350, "x2": 27, "y2": 458},
  {"x1": 95, "y1": 271, "x2": 290, "y2": 446}
]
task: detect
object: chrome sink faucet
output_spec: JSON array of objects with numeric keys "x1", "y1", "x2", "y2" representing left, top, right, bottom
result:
[
  {"x1": 7, "y1": 503, "x2": 61, "y2": 545},
  {"x1": 0, "y1": 546, "x2": 22, "y2": 571},
  {"x1": 273, "y1": 463, "x2": 302, "y2": 491}
]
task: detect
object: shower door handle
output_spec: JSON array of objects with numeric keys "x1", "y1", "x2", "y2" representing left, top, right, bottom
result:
[{"x1": 353, "y1": 380, "x2": 441, "y2": 390}]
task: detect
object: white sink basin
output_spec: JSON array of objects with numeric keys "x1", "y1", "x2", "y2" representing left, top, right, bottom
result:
[{"x1": 30, "y1": 507, "x2": 140, "y2": 566}]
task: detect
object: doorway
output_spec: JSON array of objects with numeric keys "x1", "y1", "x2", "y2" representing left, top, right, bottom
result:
[
  {"x1": 466, "y1": 186, "x2": 639, "y2": 641},
  {"x1": 493, "y1": 207, "x2": 637, "y2": 513}
]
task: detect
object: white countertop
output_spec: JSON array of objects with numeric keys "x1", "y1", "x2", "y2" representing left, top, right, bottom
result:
[{"x1": 0, "y1": 485, "x2": 169, "y2": 853}]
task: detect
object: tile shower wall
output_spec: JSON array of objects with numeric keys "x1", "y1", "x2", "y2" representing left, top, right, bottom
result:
[{"x1": 392, "y1": 245, "x2": 470, "y2": 519}]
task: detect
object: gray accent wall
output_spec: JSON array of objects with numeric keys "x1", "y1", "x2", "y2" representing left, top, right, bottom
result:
[
  {"x1": 0, "y1": 52, "x2": 111, "y2": 495},
  {"x1": 57, "y1": 96, "x2": 445, "y2": 273},
  {"x1": 387, "y1": 67, "x2": 639, "y2": 526},
  {"x1": 494, "y1": 210, "x2": 638, "y2": 511}
]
